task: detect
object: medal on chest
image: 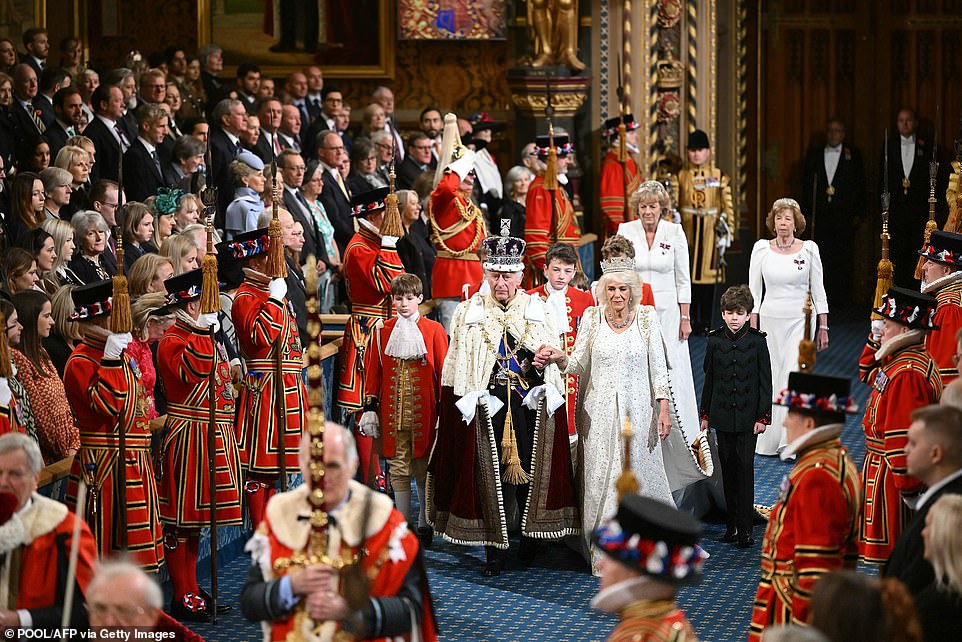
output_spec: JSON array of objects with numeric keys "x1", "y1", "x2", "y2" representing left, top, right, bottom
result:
[
  {"x1": 873, "y1": 370, "x2": 889, "y2": 393},
  {"x1": 777, "y1": 474, "x2": 791, "y2": 503}
]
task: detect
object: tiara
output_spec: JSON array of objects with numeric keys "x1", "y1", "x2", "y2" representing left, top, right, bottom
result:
[{"x1": 600, "y1": 257, "x2": 635, "y2": 274}]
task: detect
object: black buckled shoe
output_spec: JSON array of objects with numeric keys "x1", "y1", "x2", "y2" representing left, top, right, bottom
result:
[
  {"x1": 198, "y1": 587, "x2": 232, "y2": 614},
  {"x1": 170, "y1": 593, "x2": 211, "y2": 623}
]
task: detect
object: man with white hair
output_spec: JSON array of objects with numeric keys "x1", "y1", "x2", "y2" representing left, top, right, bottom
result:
[
  {"x1": 428, "y1": 225, "x2": 578, "y2": 576},
  {"x1": 241, "y1": 423, "x2": 436, "y2": 640},
  {"x1": 0, "y1": 433, "x2": 97, "y2": 630}
]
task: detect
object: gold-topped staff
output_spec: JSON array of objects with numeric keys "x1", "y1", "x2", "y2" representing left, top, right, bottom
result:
[
  {"x1": 873, "y1": 129, "x2": 894, "y2": 320},
  {"x1": 947, "y1": 111, "x2": 962, "y2": 233},
  {"x1": 914, "y1": 111, "x2": 940, "y2": 280},
  {"x1": 112, "y1": 197, "x2": 132, "y2": 551},
  {"x1": 615, "y1": 417, "x2": 639, "y2": 502},
  {"x1": 378, "y1": 149, "x2": 405, "y2": 239},
  {"x1": 199, "y1": 186, "x2": 221, "y2": 622}
]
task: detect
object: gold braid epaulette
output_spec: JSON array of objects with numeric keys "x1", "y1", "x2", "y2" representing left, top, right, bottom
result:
[
  {"x1": 934, "y1": 278, "x2": 962, "y2": 307},
  {"x1": 888, "y1": 345, "x2": 939, "y2": 381},
  {"x1": 428, "y1": 196, "x2": 485, "y2": 258}
]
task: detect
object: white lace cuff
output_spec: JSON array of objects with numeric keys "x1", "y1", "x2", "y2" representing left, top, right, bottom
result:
[
  {"x1": 522, "y1": 383, "x2": 565, "y2": 416},
  {"x1": 455, "y1": 390, "x2": 505, "y2": 424}
]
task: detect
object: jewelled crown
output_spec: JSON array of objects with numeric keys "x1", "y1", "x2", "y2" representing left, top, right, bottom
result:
[
  {"x1": 482, "y1": 235, "x2": 526, "y2": 273},
  {"x1": 600, "y1": 256, "x2": 635, "y2": 274}
]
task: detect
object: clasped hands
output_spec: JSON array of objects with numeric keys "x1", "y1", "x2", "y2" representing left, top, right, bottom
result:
[
  {"x1": 289, "y1": 563, "x2": 350, "y2": 622},
  {"x1": 533, "y1": 344, "x2": 565, "y2": 370}
]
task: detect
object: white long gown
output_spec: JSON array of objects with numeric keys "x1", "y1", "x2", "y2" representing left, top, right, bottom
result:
[
  {"x1": 748, "y1": 239, "x2": 828, "y2": 455},
  {"x1": 566, "y1": 306, "x2": 674, "y2": 573}
]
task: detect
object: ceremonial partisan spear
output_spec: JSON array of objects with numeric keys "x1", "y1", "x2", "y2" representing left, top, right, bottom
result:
[
  {"x1": 945, "y1": 109, "x2": 962, "y2": 234},
  {"x1": 615, "y1": 55, "x2": 631, "y2": 222},
  {"x1": 873, "y1": 129, "x2": 894, "y2": 320},
  {"x1": 915, "y1": 107, "x2": 940, "y2": 281},
  {"x1": 112, "y1": 161, "x2": 132, "y2": 552}
]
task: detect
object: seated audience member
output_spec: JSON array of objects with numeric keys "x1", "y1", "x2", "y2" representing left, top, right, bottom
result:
[
  {"x1": 127, "y1": 253, "x2": 175, "y2": 298},
  {"x1": 160, "y1": 233, "x2": 199, "y2": 275},
  {"x1": 39, "y1": 166, "x2": 72, "y2": 220},
  {"x1": 121, "y1": 202, "x2": 158, "y2": 270},
  {"x1": 16, "y1": 137, "x2": 51, "y2": 175},
  {"x1": 11, "y1": 289, "x2": 78, "y2": 462},
  {"x1": 53, "y1": 144, "x2": 91, "y2": 216},
  {"x1": 173, "y1": 193, "x2": 202, "y2": 232},
  {"x1": 396, "y1": 132, "x2": 433, "y2": 191},
  {"x1": 42, "y1": 284, "x2": 81, "y2": 377},
  {"x1": 165, "y1": 134, "x2": 206, "y2": 193},
  {"x1": 152, "y1": 188, "x2": 180, "y2": 250},
  {"x1": 0, "y1": 433, "x2": 97, "y2": 629},
  {"x1": 915, "y1": 493, "x2": 962, "y2": 642},
  {"x1": 349, "y1": 137, "x2": 387, "y2": 193},
  {"x1": 395, "y1": 189, "x2": 435, "y2": 299},
  {"x1": 68, "y1": 210, "x2": 116, "y2": 284},
  {"x1": 359, "y1": 102, "x2": 387, "y2": 141},
  {"x1": 886, "y1": 405, "x2": 962, "y2": 594},
  {"x1": 809, "y1": 571, "x2": 922, "y2": 642},
  {"x1": 123, "y1": 103, "x2": 169, "y2": 202},
  {"x1": 24, "y1": 228, "x2": 57, "y2": 287},
  {"x1": 86, "y1": 559, "x2": 204, "y2": 640},
  {"x1": 3, "y1": 248, "x2": 40, "y2": 294},
  {"x1": 225, "y1": 150, "x2": 267, "y2": 239},
  {"x1": 6, "y1": 172, "x2": 45, "y2": 248},
  {"x1": 501, "y1": 165, "x2": 534, "y2": 239}
]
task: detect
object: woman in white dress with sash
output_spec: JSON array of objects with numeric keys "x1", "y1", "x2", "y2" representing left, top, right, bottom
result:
[
  {"x1": 749, "y1": 197, "x2": 829, "y2": 455},
  {"x1": 618, "y1": 181, "x2": 721, "y2": 515}
]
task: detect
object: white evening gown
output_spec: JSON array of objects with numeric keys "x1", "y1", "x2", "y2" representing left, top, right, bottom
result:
[
  {"x1": 567, "y1": 306, "x2": 674, "y2": 573},
  {"x1": 748, "y1": 239, "x2": 828, "y2": 455}
]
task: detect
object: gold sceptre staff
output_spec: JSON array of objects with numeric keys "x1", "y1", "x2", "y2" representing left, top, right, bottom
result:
[
  {"x1": 111, "y1": 200, "x2": 132, "y2": 552},
  {"x1": 914, "y1": 123, "x2": 940, "y2": 280},
  {"x1": 615, "y1": 416, "x2": 639, "y2": 502},
  {"x1": 873, "y1": 129, "x2": 894, "y2": 320}
]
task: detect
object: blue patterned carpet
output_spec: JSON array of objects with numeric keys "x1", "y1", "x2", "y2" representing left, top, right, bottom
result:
[{"x1": 184, "y1": 317, "x2": 872, "y2": 642}]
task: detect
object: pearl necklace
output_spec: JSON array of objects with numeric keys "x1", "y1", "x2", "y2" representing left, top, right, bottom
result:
[
  {"x1": 775, "y1": 237, "x2": 796, "y2": 250},
  {"x1": 606, "y1": 310, "x2": 634, "y2": 329}
]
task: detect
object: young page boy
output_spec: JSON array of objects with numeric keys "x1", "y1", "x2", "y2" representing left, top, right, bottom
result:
[
  {"x1": 700, "y1": 284, "x2": 772, "y2": 547},
  {"x1": 527, "y1": 242, "x2": 595, "y2": 436},
  {"x1": 361, "y1": 274, "x2": 448, "y2": 547}
]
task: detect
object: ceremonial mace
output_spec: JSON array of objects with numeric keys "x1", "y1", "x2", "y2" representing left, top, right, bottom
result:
[{"x1": 199, "y1": 187, "x2": 221, "y2": 622}]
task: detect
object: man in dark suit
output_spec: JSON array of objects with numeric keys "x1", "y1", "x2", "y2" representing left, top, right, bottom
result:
[
  {"x1": 396, "y1": 132, "x2": 434, "y2": 191},
  {"x1": 316, "y1": 130, "x2": 354, "y2": 255},
  {"x1": 9, "y1": 65, "x2": 44, "y2": 146},
  {"x1": 34, "y1": 67, "x2": 70, "y2": 130},
  {"x1": 20, "y1": 27, "x2": 48, "y2": 80},
  {"x1": 45, "y1": 87, "x2": 85, "y2": 159},
  {"x1": 801, "y1": 118, "x2": 866, "y2": 307},
  {"x1": 122, "y1": 103, "x2": 169, "y2": 202},
  {"x1": 883, "y1": 109, "x2": 952, "y2": 285},
  {"x1": 277, "y1": 151, "x2": 326, "y2": 267},
  {"x1": 199, "y1": 44, "x2": 225, "y2": 112},
  {"x1": 885, "y1": 404, "x2": 962, "y2": 596},
  {"x1": 233, "y1": 63, "x2": 261, "y2": 115},
  {"x1": 251, "y1": 97, "x2": 283, "y2": 164},
  {"x1": 208, "y1": 98, "x2": 249, "y2": 227},
  {"x1": 83, "y1": 85, "x2": 127, "y2": 183}
]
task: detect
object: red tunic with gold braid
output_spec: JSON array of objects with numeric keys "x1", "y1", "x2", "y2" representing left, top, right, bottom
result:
[
  {"x1": 249, "y1": 482, "x2": 437, "y2": 642},
  {"x1": 857, "y1": 335, "x2": 942, "y2": 564},
  {"x1": 64, "y1": 333, "x2": 164, "y2": 571},
  {"x1": 363, "y1": 315, "x2": 448, "y2": 459},
  {"x1": 427, "y1": 171, "x2": 485, "y2": 300},
  {"x1": 599, "y1": 150, "x2": 643, "y2": 240},
  {"x1": 232, "y1": 270, "x2": 306, "y2": 476},
  {"x1": 337, "y1": 223, "x2": 405, "y2": 411},
  {"x1": 748, "y1": 431, "x2": 862, "y2": 640},
  {"x1": 524, "y1": 175, "x2": 582, "y2": 275},
  {"x1": 157, "y1": 319, "x2": 243, "y2": 528},
  {"x1": 607, "y1": 600, "x2": 696, "y2": 642},
  {"x1": 924, "y1": 276, "x2": 962, "y2": 385},
  {"x1": 526, "y1": 284, "x2": 594, "y2": 435}
]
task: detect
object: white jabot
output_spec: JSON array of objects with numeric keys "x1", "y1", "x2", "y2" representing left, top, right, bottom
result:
[
  {"x1": 384, "y1": 312, "x2": 428, "y2": 360},
  {"x1": 901, "y1": 134, "x2": 915, "y2": 178},
  {"x1": 544, "y1": 282, "x2": 571, "y2": 332},
  {"x1": 823, "y1": 145, "x2": 841, "y2": 184}
]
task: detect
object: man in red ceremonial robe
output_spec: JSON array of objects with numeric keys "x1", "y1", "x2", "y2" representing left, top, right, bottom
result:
[
  {"x1": 338, "y1": 186, "x2": 405, "y2": 486},
  {"x1": 226, "y1": 228, "x2": 307, "y2": 530},
  {"x1": 64, "y1": 279, "x2": 164, "y2": 572},
  {"x1": 240, "y1": 424, "x2": 437, "y2": 642},
  {"x1": 599, "y1": 114, "x2": 644, "y2": 242},
  {"x1": 526, "y1": 242, "x2": 593, "y2": 437},
  {"x1": 748, "y1": 372, "x2": 862, "y2": 639},
  {"x1": 524, "y1": 132, "x2": 582, "y2": 285},
  {"x1": 918, "y1": 230, "x2": 962, "y2": 386},
  {"x1": 158, "y1": 268, "x2": 244, "y2": 622},
  {"x1": 427, "y1": 125, "x2": 485, "y2": 332},
  {"x1": 0, "y1": 434, "x2": 97, "y2": 630},
  {"x1": 361, "y1": 274, "x2": 448, "y2": 548},
  {"x1": 857, "y1": 287, "x2": 942, "y2": 564}
]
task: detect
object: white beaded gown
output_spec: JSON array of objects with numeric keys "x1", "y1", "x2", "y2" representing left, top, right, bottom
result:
[
  {"x1": 565, "y1": 305, "x2": 674, "y2": 573},
  {"x1": 748, "y1": 239, "x2": 828, "y2": 455}
]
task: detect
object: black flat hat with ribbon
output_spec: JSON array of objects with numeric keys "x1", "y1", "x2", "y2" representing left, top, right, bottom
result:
[
  {"x1": 535, "y1": 134, "x2": 574, "y2": 159},
  {"x1": 217, "y1": 227, "x2": 271, "y2": 261},
  {"x1": 351, "y1": 186, "x2": 390, "y2": 218},
  {"x1": 918, "y1": 230, "x2": 962, "y2": 268},
  {"x1": 70, "y1": 279, "x2": 114, "y2": 321},
  {"x1": 603, "y1": 114, "x2": 641, "y2": 138},
  {"x1": 592, "y1": 494, "x2": 707, "y2": 583},
  {"x1": 874, "y1": 286, "x2": 939, "y2": 330},
  {"x1": 468, "y1": 111, "x2": 505, "y2": 133},
  {"x1": 775, "y1": 371, "x2": 859, "y2": 422},
  {"x1": 163, "y1": 268, "x2": 204, "y2": 308}
]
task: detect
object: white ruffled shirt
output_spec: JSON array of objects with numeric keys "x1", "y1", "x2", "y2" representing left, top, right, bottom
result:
[
  {"x1": 384, "y1": 312, "x2": 427, "y2": 360},
  {"x1": 544, "y1": 282, "x2": 571, "y2": 332}
]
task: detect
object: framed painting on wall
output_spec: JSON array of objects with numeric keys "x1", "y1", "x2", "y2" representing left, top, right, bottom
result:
[
  {"x1": 197, "y1": 0, "x2": 394, "y2": 78},
  {"x1": 398, "y1": 0, "x2": 506, "y2": 40}
]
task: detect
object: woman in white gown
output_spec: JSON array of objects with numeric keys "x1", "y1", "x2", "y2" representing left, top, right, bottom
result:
[
  {"x1": 618, "y1": 181, "x2": 722, "y2": 515},
  {"x1": 536, "y1": 262, "x2": 676, "y2": 574},
  {"x1": 749, "y1": 197, "x2": 829, "y2": 455}
]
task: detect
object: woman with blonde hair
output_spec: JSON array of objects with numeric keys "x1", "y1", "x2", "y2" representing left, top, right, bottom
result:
[
  {"x1": 536, "y1": 258, "x2": 703, "y2": 574},
  {"x1": 749, "y1": 197, "x2": 829, "y2": 455},
  {"x1": 128, "y1": 292, "x2": 174, "y2": 422},
  {"x1": 127, "y1": 254, "x2": 175, "y2": 298},
  {"x1": 40, "y1": 218, "x2": 81, "y2": 288},
  {"x1": 160, "y1": 234, "x2": 199, "y2": 276},
  {"x1": 43, "y1": 285, "x2": 82, "y2": 377},
  {"x1": 916, "y1": 494, "x2": 962, "y2": 640},
  {"x1": 54, "y1": 145, "x2": 92, "y2": 216}
]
